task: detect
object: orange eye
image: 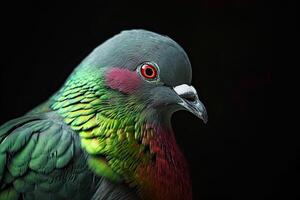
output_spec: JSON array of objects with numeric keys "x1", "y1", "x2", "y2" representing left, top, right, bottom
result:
[{"x1": 140, "y1": 63, "x2": 158, "y2": 79}]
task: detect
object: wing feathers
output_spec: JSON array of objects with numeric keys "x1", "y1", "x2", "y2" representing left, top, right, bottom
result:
[{"x1": 0, "y1": 113, "x2": 81, "y2": 198}]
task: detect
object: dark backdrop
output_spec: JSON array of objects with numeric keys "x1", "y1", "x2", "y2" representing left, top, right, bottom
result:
[{"x1": 0, "y1": 1, "x2": 291, "y2": 199}]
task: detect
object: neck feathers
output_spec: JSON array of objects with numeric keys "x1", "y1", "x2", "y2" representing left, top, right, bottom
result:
[
  {"x1": 51, "y1": 76, "x2": 192, "y2": 200},
  {"x1": 136, "y1": 126, "x2": 192, "y2": 200}
]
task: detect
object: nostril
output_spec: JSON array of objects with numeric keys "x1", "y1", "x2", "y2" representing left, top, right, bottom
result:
[{"x1": 174, "y1": 84, "x2": 198, "y2": 102}]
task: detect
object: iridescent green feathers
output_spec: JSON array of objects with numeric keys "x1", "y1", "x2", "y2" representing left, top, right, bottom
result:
[
  {"x1": 0, "y1": 113, "x2": 95, "y2": 200},
  {"x1": 51, "y1": 67, "x2": 153, "y2": 183}
]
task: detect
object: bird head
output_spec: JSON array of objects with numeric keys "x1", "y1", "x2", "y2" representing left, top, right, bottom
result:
[
  {"x1": 52, "y1": 30, "x2": 207, "y2": 200},
  {"x1": 78, "y1": 29, "x2": 207, "y2": 124}
]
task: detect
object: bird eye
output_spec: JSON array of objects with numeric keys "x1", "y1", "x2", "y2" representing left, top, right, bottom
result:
[{"x1": 139, "y1": 62, "x2": 159, "y2": 80}]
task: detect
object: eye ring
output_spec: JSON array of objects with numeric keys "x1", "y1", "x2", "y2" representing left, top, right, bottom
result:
[{"x1": 138, "y1": 62, "x2": 160, "y2": 81}]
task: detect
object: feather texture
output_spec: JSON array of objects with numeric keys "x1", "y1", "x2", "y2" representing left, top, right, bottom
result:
[
  {"x1": 0, "y1": 113, "x2": 99, "y2": 200},
  {"x1": 50, "y1": 68, "x2": 192, "y2": 200}
]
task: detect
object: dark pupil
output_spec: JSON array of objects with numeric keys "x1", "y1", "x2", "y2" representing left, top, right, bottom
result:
[{"x1": 145, "y1": 68, "x2": 153, "y2": 76}]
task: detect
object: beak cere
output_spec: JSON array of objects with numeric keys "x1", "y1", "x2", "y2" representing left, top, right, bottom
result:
[{"x1": 173, "y1": 84, "x2": 208, "y2": 123}]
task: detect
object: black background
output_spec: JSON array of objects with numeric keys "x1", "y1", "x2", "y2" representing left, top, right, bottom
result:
[{"x1": 0, "y1": 1, "x2": 295, "y2": 199}]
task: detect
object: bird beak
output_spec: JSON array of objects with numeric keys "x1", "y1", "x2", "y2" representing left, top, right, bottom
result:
[{"x1": 173, "y1": 84, "x2": 208, "y2": 123}]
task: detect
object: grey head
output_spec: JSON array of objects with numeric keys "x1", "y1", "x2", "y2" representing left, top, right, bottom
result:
[
  {"x1": 80, "y1": 29, "x2": 191, "y2": 87},
  {"x1": 76, "y1": 29, "x2": 207, "y2": 123}
]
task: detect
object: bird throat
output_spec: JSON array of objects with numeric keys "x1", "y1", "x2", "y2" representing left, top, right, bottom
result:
[
  {"x1": 81, "y1": 118, "x2": 192, "y2": 200},
  {"x1": 134, "y1": 126, "x2": 193, "y2": 200}
]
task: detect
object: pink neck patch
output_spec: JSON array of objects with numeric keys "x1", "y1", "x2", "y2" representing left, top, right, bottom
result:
[
  {"x1": 136, "y1": 126, "x2": 192, "y2": 200},
  {"x1": 105, "y1": 68, "x2": 142, "y2": 94}
]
